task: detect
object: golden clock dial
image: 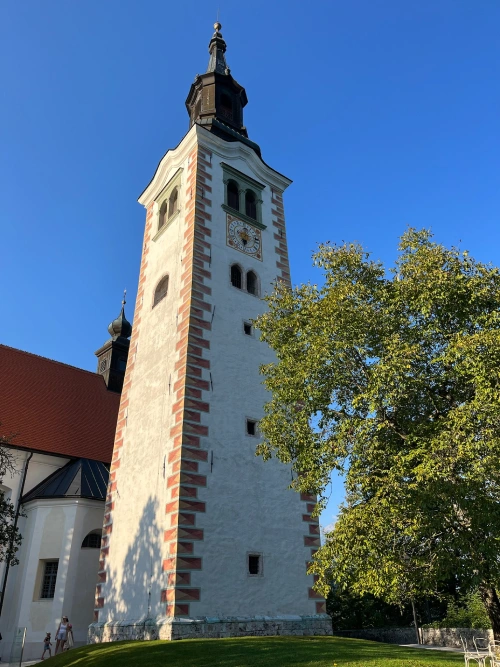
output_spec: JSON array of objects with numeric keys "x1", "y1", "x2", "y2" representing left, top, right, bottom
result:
[{"x1": 226, "y1": 214, "x2": 262, "y2": 260}]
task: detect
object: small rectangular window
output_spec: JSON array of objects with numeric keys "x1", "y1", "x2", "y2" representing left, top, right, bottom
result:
[
  {"x1": 246, "y1": 419, "x2": 257, "y2": 436},
  {"x1": 40, "y1": 561, "x2": 59, "y2": 599},
  {"x1": 243, "y1": 322, "x2": 252, "y2": 336},
  {"x1": 248, "y1": 554, "x2": 261, "y2": 575}
]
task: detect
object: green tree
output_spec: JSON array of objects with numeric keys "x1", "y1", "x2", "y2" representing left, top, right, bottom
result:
[
  {"x1": 425, "y1": 590, "x2": 491, "y2": 630},
  {"x1": 0, "y1": 430, "x2": 23, "y2": 565},
  {"x1": 257, "y1": 229, "x2": 500, "y2": 637}
]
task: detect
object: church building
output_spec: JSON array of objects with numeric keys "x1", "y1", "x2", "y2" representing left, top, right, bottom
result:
[
  {"x1": 90, "y1": 23, "x2": 331, "y2": 641},
  {"x1": 0, "y1": 302, "x2": 132, "y2": 661}
]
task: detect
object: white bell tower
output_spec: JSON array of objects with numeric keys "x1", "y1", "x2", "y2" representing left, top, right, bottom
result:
[{"x1": 90, "y1": 23, "x2": 332, "y2": 641}]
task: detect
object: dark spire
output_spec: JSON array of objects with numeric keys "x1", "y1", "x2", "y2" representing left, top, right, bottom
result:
[
  {"x1": 107, "y1": 290, "x2": 132, "y2": 340},
  {"x1": 206, "y1": 22, "x2": 230, "y2": 75},
  {"x1": 95, "y1": 291, "x2": 132, "y2": 393},
  {"x1": 185, "y1": 23, "x2": 261, "y2": 156}
]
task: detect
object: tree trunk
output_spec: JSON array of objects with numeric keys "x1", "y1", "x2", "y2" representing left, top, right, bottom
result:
[
  {"x1": 480, "y1": 585, "x2": 500, "y2": 639},
  {"x1": 411, "y1": 598, "x2": 420, "y2": 644}
]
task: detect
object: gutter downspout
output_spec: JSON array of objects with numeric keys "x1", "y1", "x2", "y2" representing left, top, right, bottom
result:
[{"x1": 0, "y1": 451, "x2": 33, "y2": 616}]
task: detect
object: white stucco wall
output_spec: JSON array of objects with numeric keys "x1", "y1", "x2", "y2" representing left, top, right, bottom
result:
[
  {"x1": 99, "y1": 126, "x2": 317, "y2": 623},
  {"x1": 0, "y1": 449, "x2": 70, "y2": 639},
  {"x1": 186, "y1": 143, "x2": 316, "y2": 617},
  {"x1": 1, "y1": 485, "x2": 104, "y2": 660}
]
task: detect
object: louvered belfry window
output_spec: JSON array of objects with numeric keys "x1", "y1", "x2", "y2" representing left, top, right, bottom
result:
[
  {"x1": 168, "y1": 187, "x2": 178, "y2": 218},
  {"x1": 230, "y1": 265, "x2": 242, "y2": 289},
  {"x1": 40, "y1": 561, "x2": 58, "y2": 599},
  {"x1": 245, "y1": 191, "x2": 257, "y2": 220},
  {"x1": 227, "y1": 181, "x2": 239, "y2": 211}
]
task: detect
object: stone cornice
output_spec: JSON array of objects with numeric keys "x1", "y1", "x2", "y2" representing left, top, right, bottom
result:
[
  {"x1": 23, "y1": 497, "x2": 104, "y2": 511},
  {"x1": 196, "y1": 127, "x2": 292, "y2": 193},
  {"x1": 138, "y1": 126, "x2": 291, "y2": 209},
  {"x1": 138, "y1": 127, "x2": 198, "y2": 208}
]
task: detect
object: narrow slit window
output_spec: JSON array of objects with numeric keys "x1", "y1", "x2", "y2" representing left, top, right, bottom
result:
[
  {"x1": 231, "y1": 265, "x2": 242, "y2": 289},
  {"x1": 245, "y1": 191, "x2": 257, "y2": 220},
  {"x1": 246, "y1": 419, "x2": 257, "y2": 436},
  {"x1": 244, "y1": 322, "x2": 252, "y2": 336},
  {"x1": 227, "y1": 181, "x2": 240, "y2": 211},
  {"x1": 153, "y1": 275, "x2": 169, "y2": 308},
  {"x1": 248, "y1": 554, "x2": 261, "y2": 575},
  {"x1": 40, "y1": 561, "x2": 59, "y2": 599},
  {"x1": 246, "y1": 271, "x2": 258, "y2": 296}
]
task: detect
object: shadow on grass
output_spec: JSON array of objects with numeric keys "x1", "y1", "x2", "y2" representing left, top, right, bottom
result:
[{"x1": 46, "y1": 636, "x2": 464, "y2": 667}]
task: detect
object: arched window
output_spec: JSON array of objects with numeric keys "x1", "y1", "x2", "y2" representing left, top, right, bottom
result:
[
  {"x1": 158, "y1": 201, "x2": 168, "y2": 230},
  {"x1": 245, "y1": 190, "x2": 257, "y2": 220},
  {"x1": 246, "y1": 271, "x2": 258, "y2": 296},
  {"x1": 168, "y1": 187, "x2": 178, "y2": 219},
  {"x1": 81, "y1": 531, "x2": 102, "y2": 549},
  {"x1": 153, "y1": 275, "x2": 169, "y2": 308},
  {"x1": 227, "y1": 180, "x2": 239, "y2": 211},
  {"x1": 230, "y1": 265, "x2": 242, "y2": 289},
  {"x1": 220, "y1": 93, "x2": 233, "y2": 120}
]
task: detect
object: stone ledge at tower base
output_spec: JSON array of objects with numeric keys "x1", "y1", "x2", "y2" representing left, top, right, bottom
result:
[{"x1": 88, "y1": 615, "x2": 333, "y2": 643}]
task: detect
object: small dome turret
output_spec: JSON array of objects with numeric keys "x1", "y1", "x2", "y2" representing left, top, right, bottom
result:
[{"x1": 108, "y1": 291, "x2": 132, "y2": 340}]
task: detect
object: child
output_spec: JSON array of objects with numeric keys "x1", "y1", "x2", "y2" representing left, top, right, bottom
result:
[{"x1": 41, "y1": 632, "x2": 52, "y2": 660}]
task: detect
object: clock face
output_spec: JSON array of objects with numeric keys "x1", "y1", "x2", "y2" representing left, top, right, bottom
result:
[{"x1": 226, "y1": 214, "x2": 262, "y2": 261}]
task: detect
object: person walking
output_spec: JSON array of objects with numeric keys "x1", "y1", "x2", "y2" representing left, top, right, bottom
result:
[
  {"x1": 55, "y1": 615, "x2": 70, "y2": 654},
  {"x1": 41, "y1": 632, "x2": 52, "y2": 660}
]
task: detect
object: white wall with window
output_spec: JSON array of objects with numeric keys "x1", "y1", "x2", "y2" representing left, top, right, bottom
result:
[{"x1": 2, "y1": 494, "x2": 104, "y2": 661}]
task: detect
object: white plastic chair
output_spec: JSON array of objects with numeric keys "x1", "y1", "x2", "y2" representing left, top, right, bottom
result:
[
  {"x1": 489, "y1": 640, "x2": 500, "y2": 667},
  {"x1": 460, "y1": 636, "x2": 487, "y2": 667},
  {"x1": 474, "y1": 638, "x2": 490, "y2": 652}
]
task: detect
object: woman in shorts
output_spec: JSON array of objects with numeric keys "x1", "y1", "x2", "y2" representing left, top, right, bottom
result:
[{"x1": 55, "y1": 615, "x2": 70, "y2": 654}]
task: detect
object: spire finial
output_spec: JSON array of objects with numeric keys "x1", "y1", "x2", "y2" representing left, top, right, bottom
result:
[
  {"x1": 122, "y1": 289, "x2": 127, "y2": 306},
  {"x1": 207, "y1": 19, "x2": 229, "y2": 75}
]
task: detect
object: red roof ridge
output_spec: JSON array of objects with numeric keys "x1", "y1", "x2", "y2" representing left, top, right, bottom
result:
[{"x1": 0, "y1": 343, "x2": 102, "y2": 380}]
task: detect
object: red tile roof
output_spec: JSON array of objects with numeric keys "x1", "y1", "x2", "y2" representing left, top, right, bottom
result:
[{"x1": 0, "y1": 345, "x2": 120, "y2": 463}]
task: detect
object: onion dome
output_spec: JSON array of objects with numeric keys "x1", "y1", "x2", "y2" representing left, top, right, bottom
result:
[{"x1": 108, "y1": 291, "x2": 132, "y2": 340}]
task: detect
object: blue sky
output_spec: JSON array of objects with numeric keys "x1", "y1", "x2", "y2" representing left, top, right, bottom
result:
[{"x1": 1, "y1": 1, "x2": 499, "y2": 527}]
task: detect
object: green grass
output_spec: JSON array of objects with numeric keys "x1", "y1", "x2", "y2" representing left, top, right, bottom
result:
[{"x1": 46, "y1": 636, "x2": 463, "y2": 667}]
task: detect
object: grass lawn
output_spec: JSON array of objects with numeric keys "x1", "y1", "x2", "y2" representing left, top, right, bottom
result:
[{"x1": 46, "y1": 636, "x2": 463, "y2": 667}]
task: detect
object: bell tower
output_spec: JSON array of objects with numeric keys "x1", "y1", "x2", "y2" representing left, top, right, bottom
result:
[
  {"x1": 90, "y1": 23, "x2": 332, "y2": 642},
  {"x1": 95, "y1": 293, "x2": 132, "y2": 393}
]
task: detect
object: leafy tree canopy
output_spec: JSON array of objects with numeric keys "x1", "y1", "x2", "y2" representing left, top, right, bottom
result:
[
  {"x1": 257, "y1": 229, "x2": 500, "y2": 634},
  {"x1": 424, "y1": 590, "x2": 491, "y2": 630},
  {"x1": 0, "y1": 429, "x2": 23, "y2": 565}
]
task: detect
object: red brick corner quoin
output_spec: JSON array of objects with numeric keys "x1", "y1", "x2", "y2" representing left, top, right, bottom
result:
[{"x1": 161, "y1": 145, "x2": 213, "y2": 618}]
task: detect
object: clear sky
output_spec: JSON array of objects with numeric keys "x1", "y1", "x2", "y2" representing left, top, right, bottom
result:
[{"x1": 1, "y1": 1, "x2": 499, "y2": 528}]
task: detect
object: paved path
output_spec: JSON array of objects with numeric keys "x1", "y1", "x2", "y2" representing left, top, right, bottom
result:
[{"x1": 402, "y1": 643, "x2": 463, "y2": 653}]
